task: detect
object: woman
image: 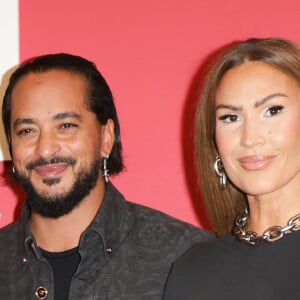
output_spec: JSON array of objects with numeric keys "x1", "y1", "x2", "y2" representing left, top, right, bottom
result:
[{"x1": 163, "y1": 38, "x2": 300, "y2": 299}]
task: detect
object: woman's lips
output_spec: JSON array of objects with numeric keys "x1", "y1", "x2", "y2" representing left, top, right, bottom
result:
[
  {"x1": 34, "y1": 163, "x2": 69, "y2": 178},
  {"x1": 238, "y1": 155, "x2": 276, "y2": 171}
]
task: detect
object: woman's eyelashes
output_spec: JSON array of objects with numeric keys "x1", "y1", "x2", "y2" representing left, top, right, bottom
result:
[
  {"x1": 217, "y1": 113, "x2": 240, "y2": 123},
  {"x1": 264, "y1": 105, "x2": 284, "y2": 117},
  {"x1": 216, "y1": 104, "x2": 284, "y2": 124}
]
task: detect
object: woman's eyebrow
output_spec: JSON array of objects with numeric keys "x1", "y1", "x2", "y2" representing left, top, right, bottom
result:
[
  {"x1": 254, "y1": 93, "x2": 287, "y2": 108},
  {"x1": 215, "y1": 93, "x2": 288, "y2": 111},
  {"x1": 215, "y1": 104, "x2": 242, "y2": 111}
]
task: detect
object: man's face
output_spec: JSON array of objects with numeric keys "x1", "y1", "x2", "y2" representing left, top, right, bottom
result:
[{"x1": 10, "y1": 70, "x2": 114, "y2": 217}]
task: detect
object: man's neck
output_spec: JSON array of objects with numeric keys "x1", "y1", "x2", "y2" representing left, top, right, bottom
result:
[{"x1": 29, "y1": 180, "x2": 106, "y2": 252}]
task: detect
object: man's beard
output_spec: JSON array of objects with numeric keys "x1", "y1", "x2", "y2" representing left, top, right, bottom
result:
[{"x1": 15, "y1": 156, "x2": 102, "y2": 218}]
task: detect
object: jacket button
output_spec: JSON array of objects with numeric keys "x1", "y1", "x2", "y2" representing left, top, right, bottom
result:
[{"x1": 35, "y1": 286, "x2": 48, "y2": 299}]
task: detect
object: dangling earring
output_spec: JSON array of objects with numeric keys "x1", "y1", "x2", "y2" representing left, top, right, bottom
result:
[
  {"x1": 102, "y1": 156, "x2": 109, "y2": 183},
  {"x1": 12, "y1": 165, "x2": 16, "y2": 174},
  {"x1": 214, "y1": 156, "x2": 227, "y2": 190}
]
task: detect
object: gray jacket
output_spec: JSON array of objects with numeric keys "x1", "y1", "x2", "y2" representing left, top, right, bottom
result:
[{"x1": 0, "y1": 182, "x2": 214, "y2": 299}]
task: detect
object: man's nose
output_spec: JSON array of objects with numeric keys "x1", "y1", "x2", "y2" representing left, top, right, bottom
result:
[{"x1": 34, "y1": 131, "x2": 60, "y2": 158}]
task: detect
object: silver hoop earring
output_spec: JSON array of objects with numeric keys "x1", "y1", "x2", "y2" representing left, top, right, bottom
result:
[
  {"x1": 214, "y1": 157, "x2": 227, "y2": 190},
  {"x1": 103, "y1": 156, "x2": 109, "y2": 183},
  {"x1": 12, "y1": 165, "x2": 16, "y2": 174}
]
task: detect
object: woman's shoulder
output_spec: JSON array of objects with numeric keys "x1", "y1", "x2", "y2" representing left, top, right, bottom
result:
[
  {"x1": 164, "y1": 234, "x2": 236, "y2": 286},
  {"x1": 177, "y1": 234, "x2": 236, "y2": 263},
  {"x1": 164, "y1": 232, "x2": 300, "y2": 300},
  {"x1": 163, "y1": 235, "x2": 237, "y2": 299}
]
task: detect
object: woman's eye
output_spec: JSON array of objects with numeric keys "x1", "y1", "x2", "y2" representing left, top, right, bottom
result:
[
  {"x1": 265, "y1": 105, "x2": 283, "y2": 117},
  {"x1": 218, "y1": 114, "x2": 239, "y2": 123}
]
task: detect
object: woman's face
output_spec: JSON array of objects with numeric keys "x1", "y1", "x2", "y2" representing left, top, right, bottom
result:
[{"x1": 215, "y1": 61, "x2": 300, "y2": 197}]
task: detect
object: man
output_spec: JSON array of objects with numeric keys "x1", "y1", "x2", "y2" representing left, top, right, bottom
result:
[{"x1": 0, "y1": 53, "x2": 213, "y2": 299}]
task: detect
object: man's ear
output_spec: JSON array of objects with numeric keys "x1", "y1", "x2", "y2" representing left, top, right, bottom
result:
[{"x1": 101, "y1": 119, "x2": 115, "y2": 157}]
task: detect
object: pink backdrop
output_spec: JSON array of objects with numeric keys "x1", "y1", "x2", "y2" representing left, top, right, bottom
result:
[{"x1": 1, "y1": 0, "x2": 300, "y2": 228}]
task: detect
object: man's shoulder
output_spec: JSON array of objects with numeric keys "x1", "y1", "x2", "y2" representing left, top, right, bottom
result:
[
  {"x1": 0, "y1": 222, "x2": 21, "y2": 264},
  {"x1": 125, "y1": 200, "x2": 215, "y2": 258},
  {"x1": 108, "y1": 183, "x2": 214, "y2": 241},
  {"x1": 0, "y1": 221, "x2": 20, "y2": 238}
]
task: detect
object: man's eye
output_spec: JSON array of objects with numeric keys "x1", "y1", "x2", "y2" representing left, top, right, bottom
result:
[
  {"x1": 16, "y1": 128, "x2": 34, "y2": 136},
  {"x1": 265, "y1": 105, "x2": 284, "y2": 117},
  {"x1": 60, "y1": 123, "x2": 78, "y2": 129},
  {"x1": 218, "y1": 114, "x2": 239, "y2": 123}
]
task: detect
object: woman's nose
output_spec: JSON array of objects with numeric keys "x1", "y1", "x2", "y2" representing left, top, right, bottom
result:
[{"x1": 240, "y1": 120, "x2": 266, "y2": 147}]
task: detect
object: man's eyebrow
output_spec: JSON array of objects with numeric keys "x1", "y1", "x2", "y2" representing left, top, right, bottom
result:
[
  {"x1": 13, "y1": 118, "x2": 35, "y2": 129},
  {"x1": 13, "y1": 112, "x2": 82, "y2": 129},
  {"x1": 53, "y1": 112, "x2": 82, "y2": 120},
  {"x1": 254, "y1": 93, "x2": 288, "y2": 108}
]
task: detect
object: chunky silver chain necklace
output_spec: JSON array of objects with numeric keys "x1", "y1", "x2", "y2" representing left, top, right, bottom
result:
[{"x1": 232, "y1": 207, "x2": 300, "y2": 246}]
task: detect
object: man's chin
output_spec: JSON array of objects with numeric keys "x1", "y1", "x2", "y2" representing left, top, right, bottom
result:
[
  {"x1": 42, "y1": 177, "x2": 61, "y2": 186},
  {"x1": 15, "y1": 157, "x2": 102, "y2": 218},
  {"x1": 30, "y1": 183, "x2": 69, "y2": 198}
]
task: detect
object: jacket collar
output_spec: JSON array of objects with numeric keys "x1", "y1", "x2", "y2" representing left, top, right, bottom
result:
[
  {"x1": 18, "y1": 182, "x2": 133, "y2": 260},
  {"x1": 82, "y1": 182, "x2": 133, "y2": 256}
]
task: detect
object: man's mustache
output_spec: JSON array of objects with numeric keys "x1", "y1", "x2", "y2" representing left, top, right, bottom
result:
[{"x1": 26, "y1": 157, "x2": 77, "y2": 171}]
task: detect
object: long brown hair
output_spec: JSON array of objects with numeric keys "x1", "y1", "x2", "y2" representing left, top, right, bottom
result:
[{"x1": 195, "y1": 38, "x2": 300, "y2": 235}]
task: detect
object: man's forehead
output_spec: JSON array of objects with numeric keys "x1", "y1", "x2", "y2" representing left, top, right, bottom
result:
[
  {"x1": 12, "y1": 69, "x2": 88, "y2": 93},
  {"x1": 11, "y1": 70, "x2": 88, "y2": 104}
]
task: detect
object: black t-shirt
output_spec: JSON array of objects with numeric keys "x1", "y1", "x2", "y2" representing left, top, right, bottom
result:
[
  {"x1": 164, "y1": 231, "x2": 300, "y2": 300},
  {"x1": 41, "y1": 247, "x2": 80, "y2": 300}
]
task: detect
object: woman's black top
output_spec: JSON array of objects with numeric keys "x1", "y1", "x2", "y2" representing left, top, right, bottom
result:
[{"x1": 164, "y1": 231, "x2": 300, "y2": 300}]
